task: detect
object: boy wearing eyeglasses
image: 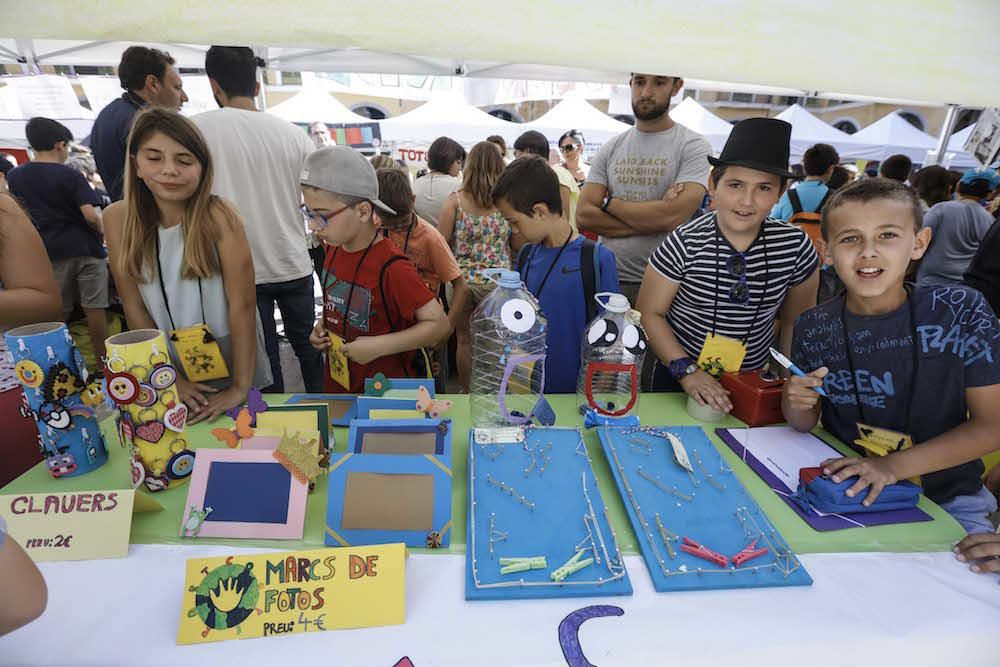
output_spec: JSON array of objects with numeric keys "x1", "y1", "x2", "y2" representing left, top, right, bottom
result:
[
  {"x1": 302, "y1": 147, "x2": 450, "y2": 393},
  {"x1": 638, "y1": 119, "x2": 819, "y2": 412}
]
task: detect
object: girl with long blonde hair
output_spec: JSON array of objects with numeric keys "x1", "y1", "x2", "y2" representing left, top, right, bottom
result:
[
  {"x1": 437, "y1": 141, "x2": 510, "y2": 392},
  {"x1": 104, "y1": 108, "x2": 270, "y2": 423}
]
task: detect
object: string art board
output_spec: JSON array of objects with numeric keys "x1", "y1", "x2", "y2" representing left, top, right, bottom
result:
[
  {"x1": 597, "y1": 426, "x2": 812, "y2": 592},
  {"x1": 179, "y1": 449, "x2": 309, "y2": 540},
  {"x1": 325, "y1": 419, "x2": 453, "y2": 548},
  {"x1": 466, "y1": 426, "x2": 632, "y2": 601},
  {"x1": 286, "y1": 394, "x2": 357, "y2": 427}
]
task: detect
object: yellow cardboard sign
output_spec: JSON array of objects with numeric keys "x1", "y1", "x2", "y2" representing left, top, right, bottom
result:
[
  {"x1": 177, "y1": 544, "x2": 406, "y2": 645},
  {"x1": 0, "y1": 489, "x2": 135, "y2": 562},
  {"x1": 327, "y1": 331, "x2": 351, "y2": 390},
  {"x1": 171, "y1": 324, "x2": 230, "y2": 382},
  {"x1": 698, "y1": 333, "x2": 747, "y2": 376}
]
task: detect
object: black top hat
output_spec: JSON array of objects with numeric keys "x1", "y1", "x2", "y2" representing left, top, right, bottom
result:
[{"x1": 708, "y1": 118, "x2": 795, "y2": 178}]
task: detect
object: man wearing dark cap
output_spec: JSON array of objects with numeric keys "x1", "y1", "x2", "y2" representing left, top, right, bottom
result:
[{"x1": 637, "y1": 118, "x2": 820, "y2": 411}]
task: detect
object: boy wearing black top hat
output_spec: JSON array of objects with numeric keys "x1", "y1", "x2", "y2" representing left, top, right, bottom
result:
[{"x1": 638, "y1": 118, "x2": 820, "y2": 412}]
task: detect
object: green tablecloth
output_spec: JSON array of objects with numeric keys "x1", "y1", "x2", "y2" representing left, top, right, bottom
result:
[{"x1": 3, "y1": 394, "x2": 964, "y2": 554}]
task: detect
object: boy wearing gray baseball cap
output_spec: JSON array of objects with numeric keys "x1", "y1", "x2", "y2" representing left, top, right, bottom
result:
[{"x1": 302, "y1": 146, "x2": 449, "y2": 393}]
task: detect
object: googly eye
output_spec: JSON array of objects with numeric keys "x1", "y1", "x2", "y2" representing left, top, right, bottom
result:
[
  {"x1": 623, "y1": 324, "x2": 647, "y2": 356},
  {"x1": 588, "y1": 319, "x2": 619, "y2": 347},
  {"x1": 500, "y1": 298, "x2": 537, "y2": 334}
]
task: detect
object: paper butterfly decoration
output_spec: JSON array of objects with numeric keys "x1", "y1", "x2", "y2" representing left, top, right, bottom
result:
[
  {"x1": 225, "y1": 387, "x2": 268, "y2": 427},
  {"x1": 211, "y1": 408, "x2": 254, "y2": 448},
  {"x1": 416, "y1": 385, "x2": 452, "y2": 418}
]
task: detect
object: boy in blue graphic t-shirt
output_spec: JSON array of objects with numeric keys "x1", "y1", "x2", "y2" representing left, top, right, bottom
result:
[
  {"x1": 783, "y1": 178, "x2": 1000, "y2": 534},
  {"x1": 492, "y1": 156, "x2": 620, "y2": 393}
]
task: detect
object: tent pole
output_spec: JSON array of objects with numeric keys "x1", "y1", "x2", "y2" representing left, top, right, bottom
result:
[
  {"x1": 253, "y1": 45, "x2": 267, "y2": 111},
  {"x1": 927, "y1": 104, "x2": 960, "y2": 167}
]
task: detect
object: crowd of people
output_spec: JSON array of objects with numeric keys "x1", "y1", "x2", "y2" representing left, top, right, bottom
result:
[{"x1": 3, "y1": 47, "x2": 1000, "y2": 635}]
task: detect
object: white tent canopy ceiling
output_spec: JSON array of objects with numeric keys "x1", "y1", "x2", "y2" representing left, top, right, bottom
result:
[
  {"x1": 850, "y1": 111, "x2": 978, "y2": 168},
  {"x1": 267, "y1": 83, "x2": 371, "y2": 125},
  {"x1": 378, "y1": 96, "x2": 521, "y2": 146},
  {"x1": 2, "y1": 0, "x2": 999, "y2": 106}
]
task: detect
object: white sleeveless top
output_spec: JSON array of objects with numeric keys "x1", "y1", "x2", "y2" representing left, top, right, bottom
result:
[{"x1": 137, "y1": 224, "x2": 272, "y2": 389}]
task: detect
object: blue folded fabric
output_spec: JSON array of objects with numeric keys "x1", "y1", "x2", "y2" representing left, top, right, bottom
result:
[{"x1": 793, "y1": 466, "x2": 921, "y2": 514}]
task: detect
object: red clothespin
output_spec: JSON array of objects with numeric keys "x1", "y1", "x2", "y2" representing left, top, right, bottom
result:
[
  {"x1": 680, "y1": 536, "x2": 729, "y2": 568},
  {"x1": 732, "y1": 538, "x2": 769, "y2": 567}
]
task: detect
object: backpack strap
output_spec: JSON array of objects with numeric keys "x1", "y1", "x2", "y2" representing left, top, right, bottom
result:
[
  {"x1": 788, "y1": 188, "x2": 804, "y2": 214},
  {"x1": 580, "y1": 238, "x2": 600, "y2": 322},
  {"x1": 816, "y1": 188, "x2": 834, "y2": 212},
  {"x1": 515, "y1": 242, "x2": 533, "y2": 276}
]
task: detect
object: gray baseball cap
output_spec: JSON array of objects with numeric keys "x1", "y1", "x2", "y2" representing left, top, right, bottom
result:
[{"x1": 300, "y1": 146, "x2": 396, "y2": 215}]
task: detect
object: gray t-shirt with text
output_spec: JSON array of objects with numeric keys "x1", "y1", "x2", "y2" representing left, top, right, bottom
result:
[{"x1": 586, "y1": 123, "x2": 711, "y2": 283}]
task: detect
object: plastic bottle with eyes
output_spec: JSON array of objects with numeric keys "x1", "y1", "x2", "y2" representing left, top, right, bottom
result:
[
  {"x1": 470, "y1": 269, "x2": 549, "y2": 427},
  {"x1": 576, "y1": 293, "x2": 647, "y2": 418}
]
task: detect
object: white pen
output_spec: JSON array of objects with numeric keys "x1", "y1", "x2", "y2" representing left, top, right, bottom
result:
[{"x1": 769, "y1": 348, "x2": 827, "y2": 397}]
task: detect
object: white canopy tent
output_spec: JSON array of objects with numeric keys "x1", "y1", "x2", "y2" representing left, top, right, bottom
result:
[
  {"x1": 267, "y1": 83, "x2": 371, "y2": 125},
  {"x1": 774, "y1": 104, "x2": 883, "y2": 161},
  {"x1": 3, "y1": 3, "x2": 998, "y2": 107},
  {"x1": 378, "y1": 96, "x2": 520, "y2": 146},
  {"x1": 0, "y1": 74, "x2": 94, "y2": 147},
  {"x1": 851, "y1": 111, "x2": 978, "y2": 167},
  {"x1": 523, "y1": 96, "x2": 631, "y2": 151},
  {"x1": 668, "y1": 97, "x2": 733, "y2": 153}
]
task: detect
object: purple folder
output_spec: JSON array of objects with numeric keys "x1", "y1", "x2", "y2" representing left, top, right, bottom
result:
[{"x1": 715, "y1": 428, "x2": 932, "y2": 531}]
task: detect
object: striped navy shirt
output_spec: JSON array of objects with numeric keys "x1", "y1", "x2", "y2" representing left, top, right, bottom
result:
[{"x1": 650, "y1": 212, "x2": 818, "y2": 369}]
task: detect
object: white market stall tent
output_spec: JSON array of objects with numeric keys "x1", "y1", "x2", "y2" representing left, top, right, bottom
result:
[
  {"x1": 774, "y1": 104, "x2": 882, "y2": 162},
  {"x1": 668, "y1": 97, "x2": 733, "y2": 153},
  {"x1": 850, "y1": 111, "x2": 976, "y2": 168},
  {"x1": 0, "y1": 74, "x2": 94, "y2": 147},
  {"x1": 378, "y1": 96, "x2": 521, "y2": 146},
  {"x1": 523, "y1": 95, "x2": 631, "y2": 152},
  {"x1": 267, "y1": 84, "x2": 371, "y2": 125}
]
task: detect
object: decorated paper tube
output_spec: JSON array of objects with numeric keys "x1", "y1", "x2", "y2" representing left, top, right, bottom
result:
[
  {"x1": 105, "y1": 329, "x2": 193, "y2": 492},
  {"x1": 5, "y1": 322, "x2": 108, "y2": 478}
]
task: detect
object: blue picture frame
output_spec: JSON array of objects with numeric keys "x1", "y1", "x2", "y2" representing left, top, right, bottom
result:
[
  {"x1": 347, "y1": 418, "x2": 451, "y2": 455},
  {"x1": 364, "y1": 377, "x2": 435, "y2": 397},
  {"x1": 324, "y1": 421, "x2": 453, "y2": 549},
  {"x1": 355, "y1": 396, "x2": 427, "y2": 419}
]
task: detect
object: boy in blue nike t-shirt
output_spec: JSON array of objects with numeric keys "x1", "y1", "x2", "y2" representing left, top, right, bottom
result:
[{"x1": 492, "y1": 156, "x2": 620, "y2": 393}]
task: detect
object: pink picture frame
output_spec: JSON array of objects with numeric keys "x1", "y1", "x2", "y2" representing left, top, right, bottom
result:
[{"x1": 179, "y1": 448, "x2": 308, "y2": 540}]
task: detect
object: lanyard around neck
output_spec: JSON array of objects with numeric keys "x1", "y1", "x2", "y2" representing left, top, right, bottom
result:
[
  {"x1": 528, "y1": 230, "x2": 574, "y2": 299},
  {"x1": 711, "y1": 220, "x2": 769, "y2": 343},
  {"x1": 154, "y1": 231, "x2": 206, "y2": 331},
  {"x1": 325, "y1": 231, "x2": 380, "y2": 339},
  {"x1": 839, "y1": 290, "x2": 918, "y2": 432}
]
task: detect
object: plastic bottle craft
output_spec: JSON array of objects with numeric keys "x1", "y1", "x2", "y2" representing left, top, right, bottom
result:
[
  {"x1": 105, "y1": 329, "x2": 193, "y2": 492},
  {"x1": 576, "y1": 292, "x2": 647, "y2": 418},
  {"x1": 5, "y1": 322, "x2": 108, "y2": 478},
  {"x1": 469, "y1": 269, "x2": 554, "y2": 427}
]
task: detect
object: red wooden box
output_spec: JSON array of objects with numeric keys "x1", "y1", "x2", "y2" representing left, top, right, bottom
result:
[{"x1": 720, "y1": 370, "x2": 786, "y2": 426}]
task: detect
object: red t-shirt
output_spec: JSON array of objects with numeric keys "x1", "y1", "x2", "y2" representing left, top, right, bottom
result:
[{"x1": 321, "y1": 237, "x2": 435, "y2": 393}]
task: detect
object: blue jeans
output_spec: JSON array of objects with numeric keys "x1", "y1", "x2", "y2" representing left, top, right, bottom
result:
[
  {"x1": 938, "y1": 486, "x2": 998, "y2": 535},
  {"x1": 256, "y1": 275, "x2": 323, "y2": 394}
]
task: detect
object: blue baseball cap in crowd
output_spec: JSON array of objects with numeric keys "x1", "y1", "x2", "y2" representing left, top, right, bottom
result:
[{"x1": 960, "y1": 167, "x2": 1000, "y2": 190}]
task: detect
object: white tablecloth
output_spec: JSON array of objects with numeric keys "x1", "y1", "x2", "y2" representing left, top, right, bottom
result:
[{"x1": 3, "y1": 546, "x2": 1000, "y2": 666}]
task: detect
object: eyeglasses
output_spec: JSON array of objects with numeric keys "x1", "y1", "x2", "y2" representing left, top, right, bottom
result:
[
  {"x1": 559, "y1": 144, "x2": 578, "y2": 153},
  {"x1": 726, "y1": 252, "x2": 750, "y2": 305},
  {"x1": 301, "y1": 203, "x2": 352, "y2": 229}
]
